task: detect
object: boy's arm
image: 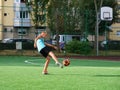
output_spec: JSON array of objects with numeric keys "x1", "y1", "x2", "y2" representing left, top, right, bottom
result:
[
  {"x1": 45, "y1": 42, "x2": 58, "y2": 50},
  {"x1": 34, "y1": 34, "x2": 42, "y2": 48},
  {"x1": 34, "y1": 38, "x2": 37, "y2": 48}
]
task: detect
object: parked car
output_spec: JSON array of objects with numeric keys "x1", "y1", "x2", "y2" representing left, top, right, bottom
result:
[{"x1": 1, "y1": 38, "x2": 34, "y2": 44}]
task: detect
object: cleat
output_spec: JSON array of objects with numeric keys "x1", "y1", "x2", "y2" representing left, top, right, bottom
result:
[
  {"x1": 42, "y1": 72, "x2": 48, "y2": 75},
  {"x1": 56, "y1": 62, "x2": 63, "y2": 68}
]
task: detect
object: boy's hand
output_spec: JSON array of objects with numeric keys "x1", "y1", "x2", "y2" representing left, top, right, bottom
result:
[
  {"x1": 53, "y1": 46, "x2": 58, "y2": 50},
  {"x1": 34, "y1": 43, "x2": 37, "y2": 48}
]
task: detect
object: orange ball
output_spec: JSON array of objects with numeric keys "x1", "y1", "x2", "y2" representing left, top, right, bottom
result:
[{"x1": 62, "y1": 59, "x2": 70, "y2": 66}]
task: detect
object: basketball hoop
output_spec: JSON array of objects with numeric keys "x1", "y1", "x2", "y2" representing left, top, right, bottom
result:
[
  {"x1": 104, "y1": 17, "x2": 112, "y2": 20},
  {"x1": 100, "y1": 6, "x2": 113, "y2": 21}
]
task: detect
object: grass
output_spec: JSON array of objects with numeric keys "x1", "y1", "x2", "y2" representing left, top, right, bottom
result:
[{"x1": 0, "y1": 56, "x2": 120, "y2": 90}]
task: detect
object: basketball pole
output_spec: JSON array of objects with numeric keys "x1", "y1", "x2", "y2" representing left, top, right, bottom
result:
[
  {"x1": 96, "y1": 6, "x2": 113, "y2": 56},
  {"x1": 96, "y1": 12, "x2": 99, "y2": 56}
]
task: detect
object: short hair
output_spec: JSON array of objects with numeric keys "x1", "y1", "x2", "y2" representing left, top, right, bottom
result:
[{"x1": 41, "y1": 31, "x2": 47, "y2": 34}]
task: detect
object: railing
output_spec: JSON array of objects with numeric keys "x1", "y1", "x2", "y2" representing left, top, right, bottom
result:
[
  {"x1": 14, "y1": 18, "x2": 31, "y2": 27},
  {"x1": 14, "y1": 3, "x2": 28, "y2": 11}
]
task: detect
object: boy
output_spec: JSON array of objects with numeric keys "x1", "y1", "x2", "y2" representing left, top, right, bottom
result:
[{"x1": 34, "y1": 31, "x2": 63, "y2": 75}]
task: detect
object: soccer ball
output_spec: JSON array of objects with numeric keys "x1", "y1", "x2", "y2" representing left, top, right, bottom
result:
[{"x1": 62, "y1": 59, "x2": 70, "y2": 66}]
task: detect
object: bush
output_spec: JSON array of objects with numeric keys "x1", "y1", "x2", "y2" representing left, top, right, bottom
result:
[{"x1": 65, "y1": 40, "x2": 92, "y2": 55}]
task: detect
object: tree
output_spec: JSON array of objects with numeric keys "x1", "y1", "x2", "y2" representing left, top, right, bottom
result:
[
  {"x1": 47, "y1": 0, "x2": 84, "y2": 52},
  {"x1": 82, "y1": 0, "x2": 117, "y2": 56},
  {"x1": 47, "y1": 0, "x2": 84, "y2": 35},
  {"x1": 25, "y1": 0, "x2": 49, "y2": 34}
]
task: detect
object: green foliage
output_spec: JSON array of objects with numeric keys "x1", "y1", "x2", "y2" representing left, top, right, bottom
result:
[
  {"x1": 65, "y1": 40, "x2": 92, "y2": 55},
  {"x1": 47, "y1": 0, "x2": 83, "y2": 35},
  {"x1": 25, "y1": 0, "x2": 49, "y2": 28}
]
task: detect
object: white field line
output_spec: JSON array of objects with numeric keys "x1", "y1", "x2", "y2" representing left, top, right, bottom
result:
[{"x1": 24, "y1": 59, "x2": 55, "y2": 66}]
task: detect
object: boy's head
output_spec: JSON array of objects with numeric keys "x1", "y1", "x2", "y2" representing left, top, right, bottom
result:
[{"x1": 41, "y1": 31, "x2": 47, "y2": 38}]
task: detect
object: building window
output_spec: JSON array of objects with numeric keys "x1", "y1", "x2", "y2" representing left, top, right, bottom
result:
[
  {"x1": 15, "y1": 12, "x2": 20, "y2": 18},
  {"x1": 116, "y1": 31, "x2": 120, "y2": 36},
  {"x1": 19, "y1": 0, "x2": 30, "y2": 3},
  {"x1": 4, "y1": 28, "x2": 7, "y2": 32},
  {"x1": 15, "y1": 11, "x2": 29, "y2": 19},
  {"x1": 20, "y1": 11, "x2": 29, "y2": 19},
  {"x1": 18, "y1": 29, "x2": 27, "y2": 35},
  {"x1": 16, "y1": 0, "x2": 19, "y2": 2},
  {"x1": 4, "y1": 13, "x2": 7, "y2": 16},
  {"x1": 15, "y1": 0, "x2": 19, "y2": 3},
  {"x1": 21, "y1": 0, "x2": 25, "y2": 3}
]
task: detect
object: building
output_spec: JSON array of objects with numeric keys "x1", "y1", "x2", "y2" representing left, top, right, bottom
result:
[
  {"x1": 109, "y1": 24, "x2": 120, "y2": 40},
  {"x1": 0, "y1": 0, "x2": 46, "y2": 41},
  {"x1": 108, "y1": 0, "x2": 120, "y2": 40}
]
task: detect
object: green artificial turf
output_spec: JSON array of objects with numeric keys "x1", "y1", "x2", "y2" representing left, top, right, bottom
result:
[{"x1": 0, "y1": 56, "x2": 120, "y2": 90}]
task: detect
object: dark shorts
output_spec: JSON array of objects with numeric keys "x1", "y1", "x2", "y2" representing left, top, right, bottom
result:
[{"x1": 40, "y1": 46, "x2": 52, "y2": 58}]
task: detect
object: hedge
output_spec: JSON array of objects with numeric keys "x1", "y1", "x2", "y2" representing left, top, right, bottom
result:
[
  {"x1": 0, "y1": 43, "x2": 34, "y2": 50},
  {"x1": 65, "y1": 40, "x2": 92, "y2": 55}
]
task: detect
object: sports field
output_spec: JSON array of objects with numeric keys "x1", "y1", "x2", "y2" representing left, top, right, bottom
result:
[{"x1": 0, "y1": 56, "x2": 120, "y2": 90}]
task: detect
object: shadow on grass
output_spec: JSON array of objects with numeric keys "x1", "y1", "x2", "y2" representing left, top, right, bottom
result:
[
  {"x1": 94, "y1": 75, "x2": 120, "y2": 77},
  {"x1": 45, "y1": 73, "x2": 120, "y2": 77}
]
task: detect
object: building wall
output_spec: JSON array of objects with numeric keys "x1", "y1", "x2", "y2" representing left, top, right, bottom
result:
[
  {"x1": 109, "y1": 23, "x2": 120, "y2": 40},
  {"x1": 0, "y1": 0, "x2": 47, "y2": 40},
  {"x1": 108, "y1": 1, "x2": 120, "y2": 40},
  {"x1": 0, "y1": 0, "x2": 3, "y2": 40},
  {"x1": 0, "y1": 0, "x2": 14, "y2": 40},
  {"x1": 0, "y1": 0, "x2": 37, "y2": 40},
  {"x1": 3, "y1": 0, "x2": 14, "y2": 26}
]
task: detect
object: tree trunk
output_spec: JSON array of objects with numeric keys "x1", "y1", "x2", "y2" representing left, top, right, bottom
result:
[
  {"x1": 55, "y1": 8, "x2": 60, "y2": 52},
  {"x1": 94, "y1": 0, "x2": 103, "y2": 56}
]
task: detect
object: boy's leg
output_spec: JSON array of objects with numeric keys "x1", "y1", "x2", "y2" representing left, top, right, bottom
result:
[
  {"x1": 48, "y1": 51, "x2": 63, "y2": 68},
  {"x1": 42, "y1": 56, "x2": 50, "y2": 74},
  {"x1": 48, "y1": 51, "x2": 59, "y2": 63}
]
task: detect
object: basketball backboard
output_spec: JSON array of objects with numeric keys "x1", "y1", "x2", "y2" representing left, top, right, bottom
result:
[{"x1": 100, "y1": 6, "x2": 113, "y2": 21}]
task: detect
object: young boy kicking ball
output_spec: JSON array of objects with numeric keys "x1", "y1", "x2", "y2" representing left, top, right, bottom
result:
[{"x1": 34, "y1": 31, "x2": 63, "y2": 75}]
